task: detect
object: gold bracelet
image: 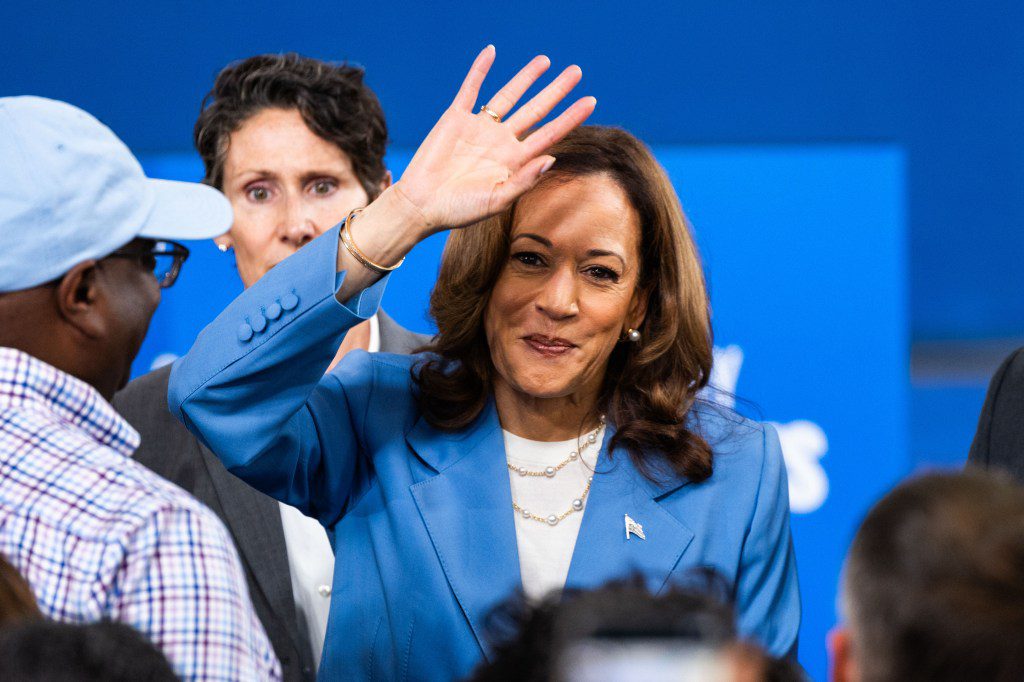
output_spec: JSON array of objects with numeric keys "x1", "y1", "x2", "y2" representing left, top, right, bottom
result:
[{"x1": 338, "y1": 208, "x2": 405, "y2": 274}]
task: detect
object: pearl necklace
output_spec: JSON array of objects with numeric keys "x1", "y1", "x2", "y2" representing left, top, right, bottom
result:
[
  {"x1": 512, "y1": 475, "x2": 594, "y2": 527},
  {"x1": 506, "y1": 417, "x2": 605, "y2": 478},
  {"x1": 507, "y1": 418, "x2": 605, "y2": 527}
]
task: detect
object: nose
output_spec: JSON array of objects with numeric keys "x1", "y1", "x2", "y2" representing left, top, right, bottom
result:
[
  {"x1": 279, "y1": 195, "x2": 317, "y2": 247},
  {"x1": 534, "y1": 266, "x2": 579, "y2": 320}
]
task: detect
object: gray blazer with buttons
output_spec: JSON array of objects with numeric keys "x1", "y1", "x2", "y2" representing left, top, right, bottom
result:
[{"x1": 113, "y1": 311, "x2": 429, "y2": 682}]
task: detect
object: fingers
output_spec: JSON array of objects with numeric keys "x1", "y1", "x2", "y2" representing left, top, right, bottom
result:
[
  {"x1": 519, "y1": 96, "x2": 597, "y2": 159},
  {"x1": 492, "y1": 155, "x2": 557, "y2": 208},
  {"x1": 504, "y1": 65, "x2": 583, "y2": 136},
  {"x1": 452, "y1": 45, "x2": 497, "y2": 112},
  {"x1": 483, "y1": 55, "x2": 551, "y2": 119}
]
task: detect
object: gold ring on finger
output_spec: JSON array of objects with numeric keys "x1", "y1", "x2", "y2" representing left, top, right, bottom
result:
[{"x1": 480, "y1": 105, "x2": 502, "y2": 123}]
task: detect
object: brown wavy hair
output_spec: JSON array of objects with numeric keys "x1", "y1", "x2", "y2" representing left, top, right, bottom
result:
[{"x1": 415, "y1": 126, "x2": 714, "y2": 482}]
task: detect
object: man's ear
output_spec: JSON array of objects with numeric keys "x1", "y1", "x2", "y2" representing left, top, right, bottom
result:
[
  {"x1": 828, "y1": 626, "x2": 859, "y2": 682},
  {"x1": 55, "y1": 261, "x2": 106, "y2": 340}
]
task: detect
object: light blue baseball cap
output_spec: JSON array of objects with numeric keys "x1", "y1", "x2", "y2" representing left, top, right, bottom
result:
[{"x1": 0, "y1": 96, "x2": 232, "y2": 292}]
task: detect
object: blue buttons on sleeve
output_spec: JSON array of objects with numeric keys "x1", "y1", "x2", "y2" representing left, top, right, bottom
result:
[
  {"x1": 281, "y1": 293, "x2": 299, "y2": 311},
  {"x1": 251, "y1": 313, "x2": 267, "y2": 333},
  {"x1": 238, "y1": 294, "x2": 296, "y2": 342}
]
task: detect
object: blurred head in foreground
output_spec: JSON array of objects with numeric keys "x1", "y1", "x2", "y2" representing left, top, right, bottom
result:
[
  {"x1": 832, "y1": 471, "x2": 1024, "y2": 682},
  {"x1": 0, "y1": 620, "x2": 177, "y2": 681},
  {"x1": 468, "y1": 573, "x2": 804, "y2": 682}
]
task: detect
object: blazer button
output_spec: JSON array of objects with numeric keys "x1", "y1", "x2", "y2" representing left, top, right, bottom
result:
[
  {"x1": 237, "y1": 323, "x2": 254, "y2": 342},
  {"x1": 265, "y1": 302, "x2": 282, "y2": 320},
  {"x1": 251, "y1": 313, "x2": 267, "y2": 333},
  {"x1": 281, "y1": 292, "x2": 299, "y2": 311}
]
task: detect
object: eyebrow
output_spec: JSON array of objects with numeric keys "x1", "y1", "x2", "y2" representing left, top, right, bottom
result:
[
  {"x1": 233, "y1": 169, "x2": 277, "y2": 181},
  {"x1": 511, "y1": 232, "x2": 627, "y2": 268},
  {"x1": 233, "y1": 169, "x2": 347, "y2": 183}
]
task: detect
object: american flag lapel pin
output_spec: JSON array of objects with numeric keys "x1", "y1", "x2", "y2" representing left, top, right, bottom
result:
[{"x1": 624, "y1": 514, "x2": 646, "y2": 540}]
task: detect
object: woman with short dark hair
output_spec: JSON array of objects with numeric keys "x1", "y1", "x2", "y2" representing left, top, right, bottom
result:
[
  {"x1": 169, "y1": 48, "x2": 799, "y2": 679},
  {"x1": 195, "y1": 52, "x2": 388, "y2": 199}
]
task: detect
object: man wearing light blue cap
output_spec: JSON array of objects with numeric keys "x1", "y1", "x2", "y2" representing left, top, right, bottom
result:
[{"x1": 0, "y1": 97, "x2": 281, "y2": 681}]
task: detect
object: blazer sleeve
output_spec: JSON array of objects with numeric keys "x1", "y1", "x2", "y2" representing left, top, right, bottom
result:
[
  {"x1": 168, "y1": 225, "x2": 387, "y2": 526},
  {"x1": 735, "y1": 423, "x2": 801, "y2": 659}
]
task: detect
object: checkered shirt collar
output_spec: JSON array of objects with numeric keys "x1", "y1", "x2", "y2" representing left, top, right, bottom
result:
[{"x1": 0, "y1": 347, "x2": 139, "y2": 456}]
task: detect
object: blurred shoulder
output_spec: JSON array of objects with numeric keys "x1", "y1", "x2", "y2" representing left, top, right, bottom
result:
[
  {"x1": 112, "y1": 364, "x2": 172, "y2": 420},
  {"x1": 988, "y1": 346, "x2": 1024, "y2": 400},
  {"x1": 377, "y1": 310, "x2": 432, "y2": 354}
]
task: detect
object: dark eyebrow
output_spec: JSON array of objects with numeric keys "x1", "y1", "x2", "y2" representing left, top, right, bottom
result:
[
  {"x1": 511, "y1": 233, "x2": 552, "y2": 247},
  {"x1": 299, "y1": 170, "x2": 346, "y2": 185},
  {"x1": 234, "y1": 169, "x2": 346, "y2": 183},
  {"x1": 234, "y1": 169, "x2": 278, "y2": 182},
  {"x1": 586, "y1": 249, "x2": 626, "y2": 268},
  {"x1": 512, "y1": 233, "x2": 627, "y2": 268}
]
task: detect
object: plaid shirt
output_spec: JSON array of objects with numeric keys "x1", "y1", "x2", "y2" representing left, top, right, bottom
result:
[{"x1": 0, "y1": 348, "x2": 281, "y2": 681}]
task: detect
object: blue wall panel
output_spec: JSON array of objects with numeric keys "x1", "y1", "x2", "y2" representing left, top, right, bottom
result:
[
  {"x1": 3, "y1": 0, "x2": 1017, "y2": 339},
  {"x1": 663, "y1": 147, "x2": 907, "y2": 680}
]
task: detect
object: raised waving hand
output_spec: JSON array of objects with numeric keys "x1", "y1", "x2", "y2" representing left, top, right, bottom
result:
[
  {"x1": 335, "y1": 46, "x2": 594, "y2": 297},
  {"x1": 394, "y1": 45, "x2": 596, "y2": 234}
]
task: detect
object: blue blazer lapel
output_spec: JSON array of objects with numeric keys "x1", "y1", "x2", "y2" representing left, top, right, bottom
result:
[
  {"x1": 566, "y1": 425, "x2": 696, "y2": 594},
  {"x1": 406, "y1": 403, "x2": 521, "y2": 660}
]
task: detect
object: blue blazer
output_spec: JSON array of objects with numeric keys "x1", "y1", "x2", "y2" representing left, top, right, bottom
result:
[{"x1": 169, "y1": 227, "x2": 800, "y2": 681}]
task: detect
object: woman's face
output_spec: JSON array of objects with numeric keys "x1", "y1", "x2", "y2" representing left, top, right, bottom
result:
[
  {"x1": 218, "y1": 107, "x2": 381, "y2": 288},
  {"x1": 484, "y1": 173, "x2": 647, "y2": 404}
]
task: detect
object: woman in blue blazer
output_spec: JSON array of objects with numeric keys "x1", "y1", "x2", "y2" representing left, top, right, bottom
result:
[{"x1": 170, "y1": 48, "x2": 799, "y2": 680}]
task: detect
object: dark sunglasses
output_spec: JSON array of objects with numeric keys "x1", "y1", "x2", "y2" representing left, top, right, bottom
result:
[{"x1": 106, "y1": 239, "x2": 190, "y2": 289}]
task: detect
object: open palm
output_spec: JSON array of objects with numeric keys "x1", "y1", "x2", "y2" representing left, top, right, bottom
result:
[{"x1": 396, "y1": 46, "x2": 596, "y2": 234}]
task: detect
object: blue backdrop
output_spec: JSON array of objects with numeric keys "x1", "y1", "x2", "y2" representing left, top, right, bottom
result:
[
  {"x1": 3, "y1": 0, "x2": 1016, "y2": 341},
  {"x1": 137, "y1": 144, "x2": 906, "y2": 681},
  {"x1": 5, "y1": 1, "x2": 1007, "y2": 481}
]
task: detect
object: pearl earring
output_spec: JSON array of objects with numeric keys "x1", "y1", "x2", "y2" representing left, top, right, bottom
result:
[
  {"x1": 217, "y1": 243, "x2": 230, "y2": 253},
  {"x1": 626, "y1": 328, "x2": 641, "y2": 343}
]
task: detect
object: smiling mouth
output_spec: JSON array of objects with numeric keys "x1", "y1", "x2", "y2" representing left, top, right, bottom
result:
[{"x1": 523, "y1": 334, "x2": 576, "y2": 357}]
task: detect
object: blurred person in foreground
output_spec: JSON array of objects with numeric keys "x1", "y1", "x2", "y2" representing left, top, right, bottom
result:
[
  {"x1": 829, "y1": 471, "x2": 1024, "y2": 682},
  {"x1": 0, "y1": 620, "x2": 178, "y2": 681},
  {"x1": 0, "y1": 97, "x2": 279, "y2": 680},
  {"x1": 169, "y1": 47, "x2": 798, "y2": 679},
  {"x1": 114, "y1": 53, "x2": 427, "y2": 682},
  {"x1": 468, "y1": 574, "x2": 805, "y2": 682},
  {"x1": 969, "y1": 348, "x2": 1024, "y2": 482},
  {"x1": 0, "y1": 556, "x2": 177, "y2": 680}
]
